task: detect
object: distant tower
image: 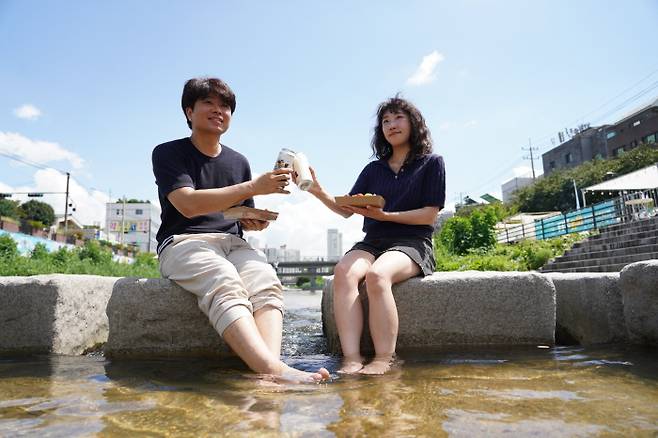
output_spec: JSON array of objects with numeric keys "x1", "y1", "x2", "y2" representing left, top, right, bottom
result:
[{"x1": 327, "y1": 228, "x2": 343, "y2": 261}]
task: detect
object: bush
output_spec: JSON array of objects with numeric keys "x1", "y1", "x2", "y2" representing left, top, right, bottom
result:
[
  {"x1": 433, "y1": 233, "x2": 584, "y2": 272},
  {"x1": 78, "y1": 240, "x2": 113, "y2": 264},
  {"x1": 439, "y1": 216, "x2": 472, "y2": 255},
  {"x1": 0, "y1": 234, "x2": 19, "y2": 258},
  {"x1": 30, "y1": 243, "x2": 49, "y2": 260}
]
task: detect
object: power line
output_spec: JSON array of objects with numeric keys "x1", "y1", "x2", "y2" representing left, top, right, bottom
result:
[{"x1": 462, "y1": 68, "x2": 658, "y2": 197}]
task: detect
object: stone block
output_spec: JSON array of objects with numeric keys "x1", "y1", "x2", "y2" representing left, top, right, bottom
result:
[
  {"x1": 546, "y1": 273, "x2": 626, "y2": 345},
  {"x1": 619, "y1": 259, "x2": 658, "y2": 345},
  {"x1": 104, "y1": 278, "x2": 230, "y2": 358},
  {"x1": 322, "y1": 271, "x2": 556, "y2": 354},
  {"x1": 0, "y1": 275, "x2": 118, "y2": 355}
]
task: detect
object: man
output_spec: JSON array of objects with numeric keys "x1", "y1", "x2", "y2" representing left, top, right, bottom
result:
[{"x1": 152, "y1": 77, "x2": 329, "y2": 382}]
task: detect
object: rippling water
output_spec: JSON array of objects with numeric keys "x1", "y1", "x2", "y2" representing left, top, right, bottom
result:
[{"x1": 1, "y1": 289, "x2": 657, "y2": 437}]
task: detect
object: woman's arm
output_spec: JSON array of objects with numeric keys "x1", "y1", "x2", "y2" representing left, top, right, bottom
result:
[
  {"x1": 307, "y1": 167, "x2": 353, "y2": 218},
  {"x1": 345, "y1": 205, "x2": 441, "y2": 226}
]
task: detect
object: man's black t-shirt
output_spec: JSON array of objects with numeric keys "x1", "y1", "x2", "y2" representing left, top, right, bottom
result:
[{"x1": 152, "y1": 137, "x2": 254, "y2": 253}]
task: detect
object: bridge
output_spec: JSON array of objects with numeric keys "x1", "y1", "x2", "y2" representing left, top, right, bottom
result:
[{"x1": 274, "y1": 261, "x2": 336, "y2": 290}]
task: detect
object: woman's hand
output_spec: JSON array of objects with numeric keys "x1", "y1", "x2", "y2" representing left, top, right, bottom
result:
[
  {"x1": 344, "y1": 205, "x2": 388, "y2": 221},
  {"x1": 240, "y1": 219, "x2": 269, "y2": 231},
  {"x1": 307, "y1": 167, "x2": 322, "y2": 196}
]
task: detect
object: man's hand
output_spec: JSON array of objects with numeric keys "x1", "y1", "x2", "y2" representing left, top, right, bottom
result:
[
  {"x1": 240, "y1": 219, "x2": 269, "y2": 231},
  {"x1": 251, "y1": 169, "x2": 294, "y2": 195}
]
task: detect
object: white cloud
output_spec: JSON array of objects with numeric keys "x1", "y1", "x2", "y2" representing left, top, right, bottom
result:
[
  {"x1": 13, "y1": 104, "x2": 42, "y2": 120},
  {"x1": 245, "y1": 189, "x2": 364, "y2": 258},
  {"x1": 0, "y1": 168, "x2": 110, "y2": 226},
  {"x1": 463, "y1": 120, "x2": 478, "y2": 128},
  {"x1": 438, "y1": 121, "x2": 453, "y2": 131},
  {"x1": 0, "y1": 131, "x2": 84, "y2": 169},
  {"x1": 7, "y1": 169, "x2": 110, "y2": 228},
  {"x1": 407, "y1": 51, "x2": 445, "y2": 86}
]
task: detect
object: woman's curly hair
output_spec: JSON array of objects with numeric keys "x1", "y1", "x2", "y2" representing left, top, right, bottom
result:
[{"x1": 371, "y1": 95, "x2": 433, "y2": 162}]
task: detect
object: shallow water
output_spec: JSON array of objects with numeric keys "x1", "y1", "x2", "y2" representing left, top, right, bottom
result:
[{"x1": 1, "y1": 290, "x2": 657, "y2": 437}]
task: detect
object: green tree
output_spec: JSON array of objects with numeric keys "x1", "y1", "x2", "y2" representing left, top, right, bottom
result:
[
  {"x1": 511, "y1": 144, "x2": 658, "y2": 212},
  {"x1": 19, "y1": 200, "x2": 56, "y2": 227},
  {"x1": 0, "y1": 199, "x2": 21, "y2": 219}
]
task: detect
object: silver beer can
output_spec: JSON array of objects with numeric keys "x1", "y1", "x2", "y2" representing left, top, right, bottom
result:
[{"x1": 274, "y1": 148, "x2": 296, "y2": 170}]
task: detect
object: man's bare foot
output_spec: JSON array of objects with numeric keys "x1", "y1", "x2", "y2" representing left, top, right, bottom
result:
[
  {"x1": 359, "y1": 356, "x2": 395, "y2": 375},
  {"x1": 274, "y1": 363, "x2": 330, "y2": 383},
  {"x1": 337, "y1": 356, "x2": 365, "y2": 374}
]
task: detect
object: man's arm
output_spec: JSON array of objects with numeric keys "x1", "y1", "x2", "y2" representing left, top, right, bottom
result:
[{"x1": 168, "y1": 169, "x2": 293, "y2": 218}]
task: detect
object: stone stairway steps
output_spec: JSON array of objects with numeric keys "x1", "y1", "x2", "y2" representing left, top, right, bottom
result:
[
  {"x1": 555, "y1": 243, "x2": 658, "y2": 263},
  {"x1": 541, "y1": 216, "x2": 658, "y2": 273}
]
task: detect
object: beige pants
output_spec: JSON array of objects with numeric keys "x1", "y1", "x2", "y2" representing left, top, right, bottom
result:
[{"x1": 159, "y1": 233, "x2": 284, "y2": 336}]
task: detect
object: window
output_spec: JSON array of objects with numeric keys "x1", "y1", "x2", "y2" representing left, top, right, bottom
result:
[
  {"x1": 644, "y1": 133, "x2": 656, "y2": 144},
  {"x1": 606, "y1": 131, "x2": 616, "y2": 139},
  {"x1": 549, "y1": 161, "x2": 556, "y2": 169},
  {"x1": 630, "y1": 140, "x2": 638, "y2": 147},
  {"x1": 595, "y1": 153, "x2": 603, "y2": 160},
  {"x1": 565, "y1": 152, "x2": 573, "y2": 164},
  {"x1": 632, "y1": 120, "x2": 641, "y2": 127},
  {"x1": 135, "y1": 209, "x2": 143, "y2": 215},
  {"x1": 614, "y1": 147, "x2": 625, "y2": 157}
]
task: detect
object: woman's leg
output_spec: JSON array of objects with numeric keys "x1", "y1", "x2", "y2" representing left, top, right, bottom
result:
[
  {"x1": 360, "y1": 250, "x2": 420, "y2": 375},
  {"x1": 332, "y1": 250, "x2": 375, "y2": 373}
]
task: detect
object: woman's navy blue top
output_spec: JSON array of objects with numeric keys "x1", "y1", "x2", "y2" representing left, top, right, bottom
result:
[{"x1": 349, "y1": 153, "x2": 445, "y2": 240}]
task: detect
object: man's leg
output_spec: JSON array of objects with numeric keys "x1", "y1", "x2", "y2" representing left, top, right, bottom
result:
[
  {"x1": 227, "y1": 239, "x2": 283, "y2": 358},
  {"x1": 360, "y1": 250, "x2": 420, "y2": 375},
  {"x1": 159, "y1": 235, "x2": 328, "y2": 382},
  {"x1": 253, "y1": 307, "x2": 282, "y2": 358},
  {"x1": 332, "y1": 250, "x2": 374, "y2": 373}
]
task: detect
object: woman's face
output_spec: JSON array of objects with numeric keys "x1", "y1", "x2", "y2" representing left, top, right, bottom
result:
[{"x1": 381, "y1": 110, "x2": 411, "y2": 148}]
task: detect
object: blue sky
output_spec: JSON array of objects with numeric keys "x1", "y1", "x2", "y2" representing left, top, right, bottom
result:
[{"x1": 1, "y1": 1, "x2": 657, "y2": 256}]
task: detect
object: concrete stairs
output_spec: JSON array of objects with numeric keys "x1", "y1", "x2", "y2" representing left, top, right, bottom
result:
[{"x1": 541, "y1": 216, "x2": 658, "y2": 273}]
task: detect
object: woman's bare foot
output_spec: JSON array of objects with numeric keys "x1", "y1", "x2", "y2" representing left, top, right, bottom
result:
[
  {"x1": 337, "y1": 356, "x2": 365, "y2": 374},
  {"x1": 359, "y1": 356, "x2": 395, "y2": 375}
]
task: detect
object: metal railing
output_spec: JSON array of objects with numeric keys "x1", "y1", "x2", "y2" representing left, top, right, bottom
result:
[{"x1": 497, "y1": 188, "x2": 658, "y2": 244}]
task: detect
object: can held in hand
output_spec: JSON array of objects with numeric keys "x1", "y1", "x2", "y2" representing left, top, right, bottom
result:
[
  {"x1": 293, "y1": 152, "x2": 313, "y2": 191},
  {"x1": 274, "y1": 148, "x2": 296, "y2": 170}
]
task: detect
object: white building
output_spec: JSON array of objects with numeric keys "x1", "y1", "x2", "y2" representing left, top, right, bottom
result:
[
  {"x1": 262, "y1": 245, "x2": 301, "y2": 263},
  {"x1": 263, "y1": 247, "x2": 279, "y2": 263},
  {"x1": 327, "y1": 228, "x2": 343, "y2": 261},
  {"x1": 501, "y1": 177, "x2": 534, "y2": 203},
  {"x1": 106, "y1": 201, "x2": 160, "y2": 253}
]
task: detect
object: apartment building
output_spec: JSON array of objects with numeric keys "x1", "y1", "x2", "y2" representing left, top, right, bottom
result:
[{"x1": 106, "y1": 201, "x2": 160, "y2": 253}]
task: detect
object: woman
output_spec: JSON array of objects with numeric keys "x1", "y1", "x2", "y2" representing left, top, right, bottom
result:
[{"x1": 308, "y1": 96, "x2": 445, "y2": 374}]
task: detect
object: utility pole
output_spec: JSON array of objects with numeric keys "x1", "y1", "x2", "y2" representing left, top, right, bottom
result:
[
  {"x1": 120, "y1": 196, "x2": 126, "y2": 246},
  {"x1": 522, "y1": 138, "x2": 539, "y2": 180},
  {"x1": 64, "y1": 172, "x2": 70, "y2": 236}
]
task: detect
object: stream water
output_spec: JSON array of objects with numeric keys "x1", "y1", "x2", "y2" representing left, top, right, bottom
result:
[{"x1": 1, "y1": 290, "x2": 657, "y2": 437}]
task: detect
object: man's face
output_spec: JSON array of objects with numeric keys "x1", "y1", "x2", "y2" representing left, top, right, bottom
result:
[
  {"x1": 382, "y1": 110, "x2": 411, "y2": 148},
  {"x1": 185, "y1": 95, "x2": 232, "y2": 136}
]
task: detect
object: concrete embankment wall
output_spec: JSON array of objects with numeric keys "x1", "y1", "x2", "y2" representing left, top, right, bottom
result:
[{"x1": 0, "y1": 260, "x2": 656, "y2": 357}]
